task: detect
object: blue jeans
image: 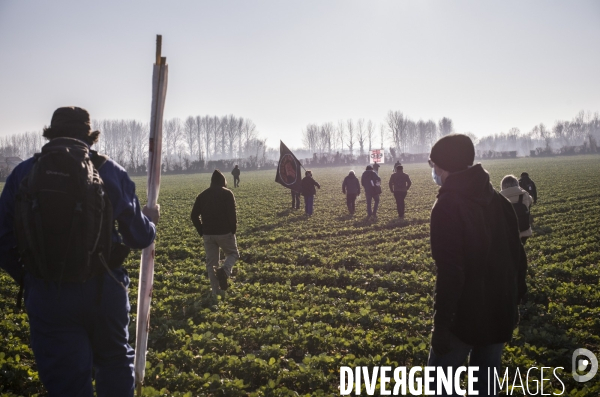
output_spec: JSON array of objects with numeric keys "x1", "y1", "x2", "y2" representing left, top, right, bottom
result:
[
  {"x1": 24, "y1": 268, "x2": 135, "y2": 397},
  {"x1": 365, "y1": 191, "x2": 379, "y2": 216},
  {"x1": 427, "y1": 336, "x2": 504, "y2": 396},
  {"x1": 304, "y1": 195, "x2": 314, "y2": 215}
]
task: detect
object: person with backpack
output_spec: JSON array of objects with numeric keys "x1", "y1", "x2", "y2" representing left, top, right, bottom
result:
[
  {"x1": 518, "y1": 172, "x2": 537, "y2": 204},
  {"x1": 342, "y1": 170, "x2": 361, "y2": 215},
  {"x1": 0, "y1": 107, "x2": 159, "y2": 397},
  {"x1": 361, "y1": 164, "x2": 381, "y2": 219},
  {"x1": 191, "y1": 169, "x2": 239, "y2": 296},
  {"x1": 300, "y1": 170, "x2": 321, "y2": 216},
  {"x1": 500, "y1": 175, "x2": 533, "y2": 245},
  {"x1": 388, "y1": 164, "x2": 412, "y2": 219},
  {"x1": 426, "y1": 134, "x2": 527, "y2": 395},
  {"x1": 231, "y1": 164, "x2": 241, "y2": 188}
]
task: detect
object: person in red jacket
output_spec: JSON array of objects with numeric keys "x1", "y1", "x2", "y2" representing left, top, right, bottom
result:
[{"x1": 190, "y1": 170, "x2": 239, "y2": 295}]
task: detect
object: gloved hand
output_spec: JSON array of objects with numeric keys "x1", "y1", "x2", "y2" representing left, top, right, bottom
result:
[
  {"x1": 142, "y1": 204, "x2": 160, "y2": 224},
  {"x1": 431, "y1": 326, "x2": 455, "y2": 356}
]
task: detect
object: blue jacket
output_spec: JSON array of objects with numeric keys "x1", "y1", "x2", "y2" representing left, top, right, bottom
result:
[{"x1": 0, "y1": 156, "x2": 156, "y2": 283}]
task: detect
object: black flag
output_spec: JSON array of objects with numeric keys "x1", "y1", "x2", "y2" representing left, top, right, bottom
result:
[{"x1": 275, "y1": 141, "x2": 303, "y2": 192}]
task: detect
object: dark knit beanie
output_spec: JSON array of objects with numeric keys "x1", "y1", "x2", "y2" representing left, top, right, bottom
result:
[
  {"x1": 429, "y1": 134, "x2": 475, "y2": 172},
  {"x1": 210, "y1": 169, "x2": 226, "y2": 187}
]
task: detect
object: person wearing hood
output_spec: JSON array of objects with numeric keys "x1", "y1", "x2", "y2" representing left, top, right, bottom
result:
[
  {"x1": 518, "y1": 172, "x2": 537, "y2": 204},
  {"x1": 500, "y1": 175, "x2": 533, "y2": 245},
  {"x1": 361, "y1": 165, "x2": 381, "y2": 219},
  {"x1": 427, "y1": 134, "x2": 527, "y2": 395},
  {"x1": 388, "y1": 164, "x2": 412, "y2": 219},
  {"x1": 191, "y1": 170, "x2": 239, "y2": 295},
  {"x1": 342, "y1": 170, "x2": 361, "y2": 215}
]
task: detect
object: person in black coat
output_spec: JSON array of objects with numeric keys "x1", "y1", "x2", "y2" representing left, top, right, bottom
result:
[
  {"x1": 342, "y1": 170, "x2": 361, "y2": 215},
  {"x1": 427, "y1": 134, "x2": 527, "y2": 395},
  {"x1": 301, "y1": 170, "x2": 320, "y2": 216},
  {"x1": 360, "y1": 165, "x2": 381, "y2": 218},
  {"x1": 518, "y1": 172, "x2": 537, "y2": 204},
  {"x1": 388, "y1": 164, "x2": 411, "y2": 218},
  {"x1": 231, "y1": 165, "x2": 241, "y2": 187}
]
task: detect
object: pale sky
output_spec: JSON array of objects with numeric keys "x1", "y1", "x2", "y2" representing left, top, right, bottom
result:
[{"x1": 1, "y1": 0, "x2": 599, "y2": 149}]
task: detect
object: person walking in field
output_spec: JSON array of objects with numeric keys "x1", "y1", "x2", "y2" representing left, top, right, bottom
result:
[
  {"x1": 361, "y1": 165, "x2": 382, "y2": 219},
  {"x1": 500, "y1": 175, "x2": 533, "y2": 245},
  {"x1": 388, "y1": 164, "x2": 412, "y2": 218},
  {"x1": 427, "y1": 134, "x2": 527, "y2": 396},
  {"x1": 518, "y1": 172, "x2": 537, "y2": 204},
  {"x1": 342, "y1": 170, "x2": 361, "y2": 215},
  {"x1": 0, "y1": 106, "x2": 159, "y2": 397},
  {"x1": 372, "y1": 162, "x2": 381, "y2": 175},
  {"x1": 231, "y1": 164, "x2": 241, "y2": 188},
  {"x1": 301, "y1": 170, "x2": 320, "y2": 216},
  {"x1": 191, "y1": 170, "x2": 239, "y2": 296},
  {"x1": 291, "y1": 188, "x2": 301, "y2": 210}
]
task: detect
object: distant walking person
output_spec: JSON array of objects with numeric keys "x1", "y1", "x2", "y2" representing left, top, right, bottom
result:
[
  {"x1": 301, "y1": 170, "x2": 320, "y2": 216},
  {"x1": 231, "y1": 164, "x2": 241, "y2": 188},
  {"x1": 291, "y1": 188, "x2": 301, "y2": 210},
  {"x1": 393, "y1": 160, "x2": 401, "y2": 172},
  {"x1": 427, "y1": 134, "x2": 527, "y2": 396},
  {"x1": 342, "y1": 170, "x2": 361, "y2": 215},
  {"x1": 372, "y1": 162, "x2": 381, "y2": 175},
  {"x1": 361, "y1": 165, "x2": 381, "y2": 219},
  {"x1": 518, "y1": 172, "x2": 537, "y2": 204},
  {"x1": 191, "y1": 170, "x2": 239, "y2": 296},
  {"x1": 388, "y1": 164, "x2": 412, "y2": 218},
  {"x1": 500, "y1": 175, "x2": 533, "y2": 245}
]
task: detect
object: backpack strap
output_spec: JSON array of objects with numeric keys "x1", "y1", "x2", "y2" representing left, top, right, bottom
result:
[
  {"x1": 89, "y1": 150, "x2": 108, "y2": 170},
  {"x1": 518, "y1": 194, "x2": 523, "y2": 204}
]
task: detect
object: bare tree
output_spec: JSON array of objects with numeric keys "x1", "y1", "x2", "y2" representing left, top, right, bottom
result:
[
  {"x1": 356, "y1": 118, "x2": 366, "y2": 156},
  {"x1": 438, "y1": 117, "x2": 453, "y2": 137},
  {"x1": 367, "y1": 120, "x2": 374, "y2": 151},
  {"x1": 346, "y1": 119, "x2": 355, "y2": 155},
  {"x1": 302, "y1": 124, "x2": 319, "y2": 153},
  {"x1": 321, "y1": 122, "x2": 334, "y2": 154},
  {"x1": 241, "y1": 119, "x2": 258, "y2": 157},
  {"x1": 386, "y1": 110, "x2": 410, "y2": 153},
  {"x1": 336, "y1": 120, "x2": 345, "y2": 153},
  {"x1": 184, "y1": 116, "x2": 196, "y2": 162}
]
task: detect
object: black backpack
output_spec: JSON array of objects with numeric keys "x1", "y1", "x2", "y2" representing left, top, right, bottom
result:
[
  {"x1": 512, "y1": 194, "x2": 530, "y2": 232},
  {"x1": 14, "y1": 138, "x2": 113, "y2": 282}
]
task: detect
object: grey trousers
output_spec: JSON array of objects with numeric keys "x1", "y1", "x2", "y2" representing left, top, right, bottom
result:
[{"x1": 203, "y1": 233, "x2": 239, "y2": 295}]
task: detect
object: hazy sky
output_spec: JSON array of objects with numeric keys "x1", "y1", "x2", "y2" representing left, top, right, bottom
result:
[{"x1": 1, "y1": 0, "x2": 599, "y2": 149}]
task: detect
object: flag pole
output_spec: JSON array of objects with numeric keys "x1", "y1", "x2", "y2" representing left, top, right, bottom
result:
[{"x1": 134, "y1": 34, "x2": 168, "y2": 397}]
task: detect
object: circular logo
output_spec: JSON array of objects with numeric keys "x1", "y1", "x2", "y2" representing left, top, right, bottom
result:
[{"x1": 279, "y1": 154, "x2": 297, "y2": 186}]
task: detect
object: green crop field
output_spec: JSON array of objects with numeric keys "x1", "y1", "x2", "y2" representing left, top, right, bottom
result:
[{"x1": 1, "y1": 155, "x2": 599, "y2": 396}]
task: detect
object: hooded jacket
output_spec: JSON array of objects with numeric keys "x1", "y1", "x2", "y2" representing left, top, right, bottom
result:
[
  {"x1": 500, "y1": 186, "x2": 533, "y2": 238},
  {"x1": 430, "y1": 164, "x2": 527, "y2": 346},
  {"x1": 342, "y1": 174, "x2": 361, "y2": 195},
  {"x1": 361, "y1": 169, "x2": 381, "y2": 195},
  {"x1": 190, "y1": 171, "x2": 237, "y2": 235},
  {"x1": 518, "y1": 175, "x2": 537, "y2": 203}
]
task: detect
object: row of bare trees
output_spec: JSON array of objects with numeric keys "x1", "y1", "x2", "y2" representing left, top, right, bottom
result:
[
  {"x1": 0, "y1": 115, "x2": 268, "y2": 172},
  {"x1": 301, "y1": 112, "x2": 454, "y2": 157},
  {"x1": 475, "y1": 111, "x2": 600, "y2": 156}
]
